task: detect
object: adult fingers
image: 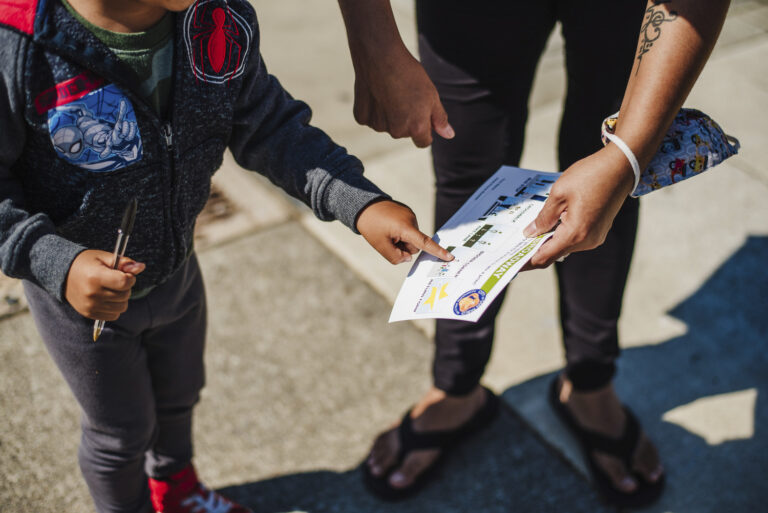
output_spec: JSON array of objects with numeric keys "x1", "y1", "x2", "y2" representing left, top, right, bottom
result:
[
  {"x1": 527, "y1": 225, "x2": 581, "y2": 269},
  {"x1": 369, "y1": 106, "x2": 388, "y2": 133},
  {"x1": 519, "y1": 261, "x2": 533, "y2": 272},
  {"x1": 523, "y1": 195, "x2": 565, "y2": 238},
  {"x1": 410, "y1": 118, "x2": 433, "y2": 148},
  {"x1": 527, "y1": 238, "x2": 566, "y2": 269},
  {"x1": 431, "y1": 101, "x2": 455, "y2": 141},
  {"x1": 352, "y1": 80, "x2": 372, "y2": 127}
]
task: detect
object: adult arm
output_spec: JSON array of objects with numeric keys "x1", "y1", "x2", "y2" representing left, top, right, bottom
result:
[
  {"x1": 228, "y1": 30, "x2": 390, "y2": 232},
  {"x1": 228, "y1": 8, "x2": 452, "y2": 263},
  {"x1": 524, "y1": 0, "x2": 731, "y2": 267},
  {"x1": 337, "y1": 0, "x2": 453, "y2": 147}
]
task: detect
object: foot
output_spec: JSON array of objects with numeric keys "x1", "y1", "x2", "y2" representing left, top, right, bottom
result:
[
  {"x1": 148, "y1": 464, "x2": 253, "y2": 513},
  {"x1": 366, "y1": 385, "x2": 488, "y2": 489},
  {"x1": 555, "y1": 375, "x2": 664, "y2": 494}
]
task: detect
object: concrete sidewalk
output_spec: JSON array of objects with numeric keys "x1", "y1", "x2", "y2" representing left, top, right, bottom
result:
[
  {"x1": 1, "y1": 1, "x2": 767, "y2": 512},
  {"x1": 0, "y1": 220, "x2": 610, "y2": 513},
  {"x1": 259, "y1": 0, "x2": 768, "y2": 510}
]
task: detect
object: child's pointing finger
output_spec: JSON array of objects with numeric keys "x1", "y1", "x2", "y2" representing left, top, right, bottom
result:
[
  {"x1": 356, "y1": 199, "x2": 454, "y2": 265},
  {"x1": 399, "y1": 228, "x2": 454, "y2": 262}
]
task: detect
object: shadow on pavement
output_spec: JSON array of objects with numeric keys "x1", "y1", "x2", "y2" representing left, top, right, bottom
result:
[
  {"x1": 217, "y1": 406, "x2": 608, "y2": 513},
  {"x1": 507, "y1": 235, "x2": 768, "y2": 512},
  {"x1": 214, "y1": 237, "x2": 768, "y2": 513}
]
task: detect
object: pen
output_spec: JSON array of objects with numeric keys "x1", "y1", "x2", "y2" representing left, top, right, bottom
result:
[{"x1": 93, "y1": 197, "x2": 138, "y2": 342}]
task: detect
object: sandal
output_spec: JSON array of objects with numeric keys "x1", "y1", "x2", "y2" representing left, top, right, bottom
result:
[
  {"x1": 548, "y1": 377, "x2": 665, "y2": 509},
  {"x1": 362, "y1": 386, "x2": 500, "y2": 501}
]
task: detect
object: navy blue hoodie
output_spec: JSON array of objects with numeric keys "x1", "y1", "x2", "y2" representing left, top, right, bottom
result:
[{"x1": 0, "y1": 0, "x2": 388, "y2": 301}]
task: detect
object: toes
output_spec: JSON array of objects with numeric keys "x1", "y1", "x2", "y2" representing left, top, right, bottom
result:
[
  {"x1": 388, "y1": 449, "x2": 441, "y2": 489},
  {"x1": 367, "y1": 429, "x2": 399, "y2": 477},
  {"x1": 632, "y1": 434, "x2": 665, "y2": 483},
  {"x1": 592, "y1": 452, "x2": 638, "y2": 493}
]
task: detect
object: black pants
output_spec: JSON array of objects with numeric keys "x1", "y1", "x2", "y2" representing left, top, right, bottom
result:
[
  {"x1": 417, "y1": 0, "x2": 646, "y2": 394},
  {"x1": 24, "y1": 254, "x2": 206, "y2": 513}
]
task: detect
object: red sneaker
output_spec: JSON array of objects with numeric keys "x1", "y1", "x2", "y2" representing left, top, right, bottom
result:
[{"x1": 148, "y1": 464, "x2": 253, "y2": 513}]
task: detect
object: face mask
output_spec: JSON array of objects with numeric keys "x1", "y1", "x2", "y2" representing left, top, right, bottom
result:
[{"x1": 601, "y1": 108, "x2": 740, "y2": 197}]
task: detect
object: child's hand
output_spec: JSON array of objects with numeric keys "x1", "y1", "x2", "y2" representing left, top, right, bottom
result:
[
  {"x1": 64, "y1": 249, "x2": 146, "y2": 321},
  {"x1": 356, "y1": 200, "x2": 454, "y2": 264}
]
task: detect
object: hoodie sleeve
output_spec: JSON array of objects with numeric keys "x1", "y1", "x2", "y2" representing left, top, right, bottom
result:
[
  {"x1": 226, "y1": 9, "x2": 389, "y2": 233},
  {"x1": 0, "y1": 30, "x2": 86, "y2": 301}
]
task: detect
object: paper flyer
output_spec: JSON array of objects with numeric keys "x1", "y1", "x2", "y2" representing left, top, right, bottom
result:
[{"x1": 389, "y1": 166, "x2": 559, "y2": 323}]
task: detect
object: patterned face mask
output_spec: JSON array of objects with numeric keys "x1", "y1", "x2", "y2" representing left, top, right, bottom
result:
[{"x1": 601, "y1": 108, "x2": 740, "y2": 197}]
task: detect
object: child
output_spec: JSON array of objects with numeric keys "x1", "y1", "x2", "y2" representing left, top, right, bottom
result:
[{"x1": 0, "y1": 0, "x2": 452, "y2": 512}]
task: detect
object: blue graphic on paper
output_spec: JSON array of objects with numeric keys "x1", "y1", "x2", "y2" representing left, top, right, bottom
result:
[
  {"x1": 453, "y1": 289, "x2": 486, "y2": 316},
  {"x1": 48, "y1": 84, "x2": 142, "y2": 172}
]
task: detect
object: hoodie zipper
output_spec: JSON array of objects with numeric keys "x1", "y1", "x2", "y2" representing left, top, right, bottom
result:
[
  {"x1": 160, "y1": 121, "x2": 182, "y2": 270},
  {"x1": 162, "y1": 122, "x2": 173, "y2": 148}
]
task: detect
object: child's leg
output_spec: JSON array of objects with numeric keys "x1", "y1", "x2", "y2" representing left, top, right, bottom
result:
[
  {"x1": 140, "y1": 253, "x2": 206, "y2": 480},
  {"x1": 23, "y1": 254, "x2": 206, "y2": 513},
  {"x1": 24, "y1": 281, "x2": 159, "y2": 513}
]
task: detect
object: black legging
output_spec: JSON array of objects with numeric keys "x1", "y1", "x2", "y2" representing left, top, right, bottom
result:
[{"x1": 417, "y1": 0, "x2": 646, "y2": 394}]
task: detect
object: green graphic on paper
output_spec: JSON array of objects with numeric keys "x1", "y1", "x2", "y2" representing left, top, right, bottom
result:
[{"x1": 480, "y1": 235, "x2": 546, "y2": 293}]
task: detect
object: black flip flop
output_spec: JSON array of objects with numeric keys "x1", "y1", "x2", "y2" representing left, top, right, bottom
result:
[
  {"x1": 362, "y1": 386, "x2": 500, "y2": 501},
  {"x1": 548, "y1": 377, "x2": 665, "y2": 509}
]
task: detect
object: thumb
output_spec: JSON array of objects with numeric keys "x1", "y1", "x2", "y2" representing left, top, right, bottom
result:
[
  {"x1": 431, "y1": 102, "x2": 455, "y2": 140},
  {"x1": 524, "y1": 197, "x2": 564, "y2": 237},
  {"x1": 117, "y1": 257, "x2": 146, "y2": 276}
]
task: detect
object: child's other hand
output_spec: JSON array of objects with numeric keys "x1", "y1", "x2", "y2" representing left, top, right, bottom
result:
[
  {"x1": 65, "y1": 249, "x2": 146, "y2": 321},
  {"x1": 356, "y1": 200, "x2": 454, "y2": 264}
]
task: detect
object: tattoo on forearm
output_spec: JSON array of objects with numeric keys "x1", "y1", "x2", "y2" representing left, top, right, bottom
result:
[{"x1": 636, "y1": 0, "x2": 678, "y2": 74}]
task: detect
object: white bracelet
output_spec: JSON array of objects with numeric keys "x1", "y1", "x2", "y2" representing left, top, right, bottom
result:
[{"x1": 603, "y1": 132, "x2": 641, "y2": 197}]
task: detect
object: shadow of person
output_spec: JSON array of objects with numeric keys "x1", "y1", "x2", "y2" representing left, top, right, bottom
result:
[
  {"x1": 505, "y1": 234, "x2": 768, "y2": 512},
  {"x1": 216, "y1": 405, "x2": 609, "y2": 513},
  {"x1": 212, "y1": 236, "x2": 766, "y2": 513}
]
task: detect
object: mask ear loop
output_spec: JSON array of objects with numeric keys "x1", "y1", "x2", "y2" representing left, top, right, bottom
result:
[
  {"x1": 725, "y1": 134, "x2": 741, "y2": 152},
  {"x1": 602, "y1": 132, "x2": 641, "y2": 198}
]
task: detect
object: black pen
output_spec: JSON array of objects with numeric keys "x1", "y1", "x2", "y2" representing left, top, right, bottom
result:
[{"x1": 93, "y1": 197, "x2": 138, "y2": 342}]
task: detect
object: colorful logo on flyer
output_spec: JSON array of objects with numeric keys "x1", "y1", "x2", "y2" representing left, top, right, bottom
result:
[
  {"x1": 453, "y1": 289, "x2": 486, "y2": 316},
  {"x1": 47, "y1": 83, "x2": 142, "y2": 172},
  {"x1": 183, "y1": 0, "x2": 252, "y2": 84}
]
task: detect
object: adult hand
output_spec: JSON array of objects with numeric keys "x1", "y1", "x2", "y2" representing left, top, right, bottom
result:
[
  {"x1": 523, "y1": 145, "x2": 636, "y2": 268},
  {"x1": 64, "y1": 249, "x2": 145, "y2": 320},
  {"x1": 353, "y1": 47, "x2": 454, "y2": 148},
  {"x1": 356, "y1": 200, "x2": 454, "y2": 264}
]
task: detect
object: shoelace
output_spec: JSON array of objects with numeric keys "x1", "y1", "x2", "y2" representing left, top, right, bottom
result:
[{"x1": 180, "y1": 485, "x2": 233, "y2": 513}]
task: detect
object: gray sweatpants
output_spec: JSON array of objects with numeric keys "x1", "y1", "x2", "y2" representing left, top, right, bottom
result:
[{"x1": 24, "y1": 253, "x2": 206, "y2": 513}]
